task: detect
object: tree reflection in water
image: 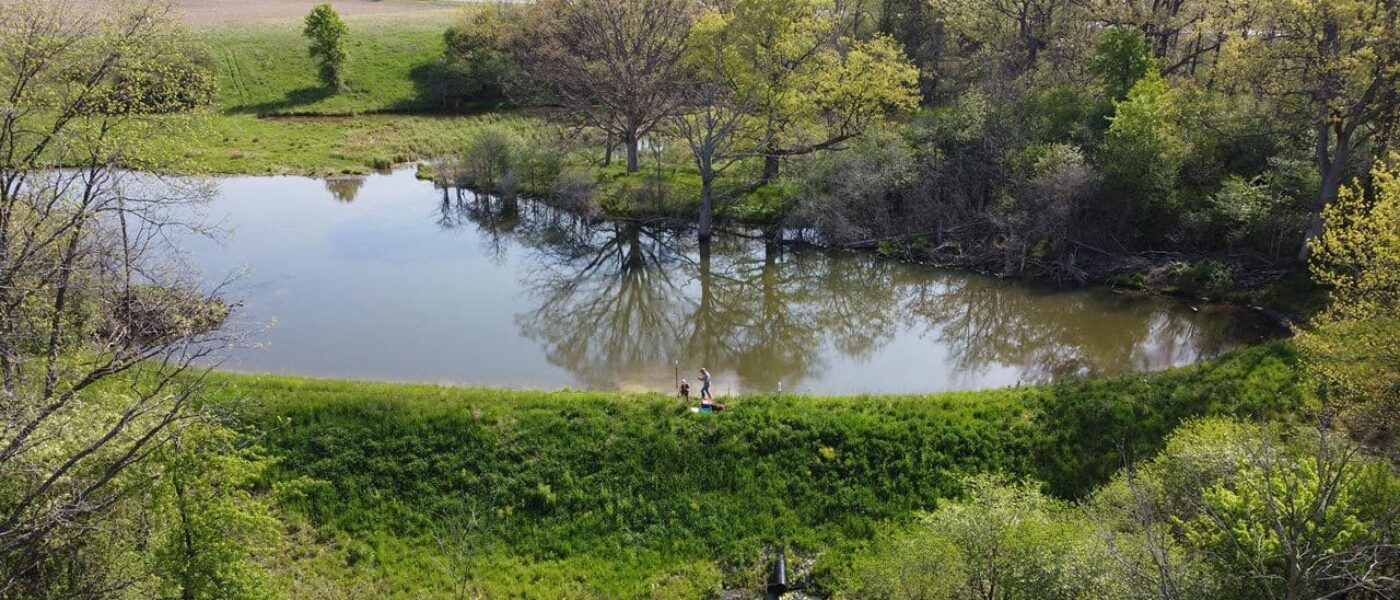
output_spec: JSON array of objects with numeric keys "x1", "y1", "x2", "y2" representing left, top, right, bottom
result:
[
  {"x1": 437, "y1": 188, "x2": 1272, "y2": 392},
  {"x1": 323, "y1": 176, "x2": 366, "y2": 203}
]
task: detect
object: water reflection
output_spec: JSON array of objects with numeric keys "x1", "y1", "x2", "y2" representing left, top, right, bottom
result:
[
  {"x1": 428, "y1": 189, "x2": 1271, "y2": 393},
  {"x1": 177, "y1": 170, "x2": 1277, "y2": 393},
  {"x1": 324, "y1": 176, "x2": 365, "y2": 203}
]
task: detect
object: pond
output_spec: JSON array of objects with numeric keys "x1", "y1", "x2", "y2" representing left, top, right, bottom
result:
[{"x1": 183, "y1": 168, "x2": 1281, "y2": 395}]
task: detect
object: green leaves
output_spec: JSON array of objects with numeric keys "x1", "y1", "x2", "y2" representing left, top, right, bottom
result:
[{"x1": 303, "y1": 4, "x2": 349, "y2": 91}]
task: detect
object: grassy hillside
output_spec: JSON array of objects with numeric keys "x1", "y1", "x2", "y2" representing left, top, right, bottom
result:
[
  {"x1": 204, "y1": 13, "x2": 455, "y2": 116},
  {"x1": 220, "y1": 343, "x2": 1307, "y2": 598},
  {"x1": 166, "y1": 12, "x2": 514, "y2": 176}
]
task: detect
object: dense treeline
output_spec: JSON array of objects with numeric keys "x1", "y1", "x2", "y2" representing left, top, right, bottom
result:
[{"x1": 426, "y1": 0, "x2": 1400, "y2": 283}]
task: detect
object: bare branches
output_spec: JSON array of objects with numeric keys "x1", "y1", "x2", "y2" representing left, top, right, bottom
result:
[
  {"x1": 0, "y1": 0, "x2": 232, "y2": 593},
  {"x1": 513, "y1": 0, "x2": 695, "y2": 173}
]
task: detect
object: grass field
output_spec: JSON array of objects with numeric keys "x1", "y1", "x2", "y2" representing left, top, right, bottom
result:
[
  {"x1": 204, "y1": 13, "x2": 456, "y2": 116},
  {"x1": 163, "y1": 11, "x2": 504, "y2": 175},
  {"x1": 219, "y1": 343, "x2": 1307, "y2": 598},
  {"x1": 166, "y1": 112, "x2": 540, "y2": 175}
]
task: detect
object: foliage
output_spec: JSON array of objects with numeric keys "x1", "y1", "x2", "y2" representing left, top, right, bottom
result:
[
  {"x1": 789, "y1": 123, "x2": 919, "y2": 244},
  {"x1": 1093, "y1": 418, "x2": 1400, "y2": 600},
  {"x1": 1090, "y1": 28, "x2": 1158, "y2": 103},
  {"x1": 840, "y1": 418, "x2": 1400, "y2": 600},
  {"x1": 705, "y1": 0, "x2": 919, "y2": 179},
  {"x1": 433, "y1": 7, "x2": 518, "y2": 109},
  {"x1": 303, "y1": 4, "x2": 349, "y2": 91},
  {"x1": 1101, "y1": 70, "x2": 1188, "y2": 227},
  {"x1": 919, "y1": 475, "x2": 1110, "y2": 599},
  {"x1": 0, "y1": 1, "x2": 240, "y2": 594},
  {"x1": 1215, "y1": 0, "x2": 1400, "y2": 257},
  {"x1": 153, "y1": 424, "x2": 284, "y2": 600},
  {"x1": 1299, "y1": 156, "x2": 1400, "y2": 453}
]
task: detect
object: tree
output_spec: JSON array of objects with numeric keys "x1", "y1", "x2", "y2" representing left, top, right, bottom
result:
[
  {"x1": 154, "y1": 425, "x2": 281, "y2": 600},
  {"x1": 1184, "y1": 424, "x2": 1400, "y2": 600},
  {"x1": 1090, "y1": 27, "x2": 1158, "y2": 103},
  {"x1": 303, "y1": 4, "x2": 349, "y2": 92},
  {"x1": 0, "y1": 0, "x2": 234, "y2": 593},
  {"x1": 846, "y1": 475, "x2": 1113, "y2": 599},
  {"x1": 434, "y1": 6, "x2": 518, "y2": 109},
  {"x1": 514, "y1": 0, "x2": 694, "y2": 173},
  {"x1": 1100, "y1": 69, "x2": 1188, "y2": 228},
  {"x1": 940, "y1": 0, "x2": 1075, "y2": 78},
  {"x1": 1217, "y1": 0, "x2": 1400, "y2": 260},
  {"x1": 672, "y1": 9, "x2": 769, "y2": 239},
  {"x1": 710, "y1": 0, "x2": 919, "y2": 182},
  {"x1": 1092, "y1": 418, "x2": 1400, "y2": 600},
  {"x1": 1298, "y1": 156, "x2": 1400, "y2": 455}
]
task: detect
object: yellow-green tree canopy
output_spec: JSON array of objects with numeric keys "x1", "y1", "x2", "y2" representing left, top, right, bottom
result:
[
  {"x1": 1299, "y1": 155, "x2": 1400, "y2": 447},
  {"x1": 696, "y1": 0, "x2": 918, "y2": 178}
]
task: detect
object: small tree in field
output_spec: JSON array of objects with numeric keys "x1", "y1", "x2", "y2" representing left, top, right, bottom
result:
[{"x1": 303, "y1": 4, "x2": 349, "y2": 91}]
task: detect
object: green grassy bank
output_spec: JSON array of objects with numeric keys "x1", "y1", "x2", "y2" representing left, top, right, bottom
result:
[
  {"x1": 219, "y1": 343, "x2": 1306, "y2": 598},
  {"x1": 167, "y1": 12, "x2": 518, "y2": 176}
]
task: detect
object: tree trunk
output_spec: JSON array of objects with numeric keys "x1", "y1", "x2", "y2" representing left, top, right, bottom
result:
[
  {"x1": 698, "y1": 177, "x2": 714, "y2": 240},
  {"x1": 1301, "y1": 125, "x2": 1351, "y2": 262},
  {"x1": 1300, "y1": 170, "x2": 1344, "y2": 262},
  {"x1": 761, "y1": 154, "x2": 780, "y2": 182},
  {"x1": 625, "y1": 132, "x2": 641, "y2": 173}
]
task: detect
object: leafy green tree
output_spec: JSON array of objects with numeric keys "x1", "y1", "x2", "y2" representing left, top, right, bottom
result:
[
  {"x1": 0, "y1": 0, "x2": 236, "y2": 594},
  {"x1": 1100, "y1": 69, "x2": 1188, "y2": 228},
  {"x1": 845, "y1": 475, "x2": 1112, "y2": 600},
  {"x1": 1299, "y1": 156, "x2": 1400, "y2": 454},
  {"x1": 1215, "y1": 0, "x2": 1400, "y2": 260},
  {"x1": 710, "y1": 0, "x2": 919, "y2": 181},
  {"x1": 1183, "y1": 425, "x2": 1400, "y2": 600},
  {"x1": 155, "y1": 425, "x2": 282, "y2": 600},
  {"x1": 1092, "y1": 418, "x2": 1400, "y2": 600},
  {"x1": 303, "y1": 4, "x2": 349, "y2": 91},
  {"x1": 1090, "y1": 28, "x2": 1158, "y2": 103},
  {"x1": 436, "y1": 7, "x2": 517, "y2": 108},
  {"x1": 844, "y1": 525, "x2": 965, "y2": 600}
]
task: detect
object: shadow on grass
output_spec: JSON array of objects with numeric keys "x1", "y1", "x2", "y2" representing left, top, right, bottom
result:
[
  {"x1": 397, "y1": 60, "x2": 510, "y2": 113},
  {"x1": 224, "y1": 85, "x2": 335, "y2": 116}
]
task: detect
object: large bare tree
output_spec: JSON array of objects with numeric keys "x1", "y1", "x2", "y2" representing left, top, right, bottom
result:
[
  {"x1": 513, "y1": 0, "x2": 694, "y2": 173},
  {"x1": 0, "y1": 0, "x2": 231, "y2": 594}
]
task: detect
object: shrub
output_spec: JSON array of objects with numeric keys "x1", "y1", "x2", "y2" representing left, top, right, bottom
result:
[
  {"x1": 433, "y1": 8, "x2": 519, "y2": 108},
  {"x1": 303, "y1": 4, "x2": 349, "y2": 91}
]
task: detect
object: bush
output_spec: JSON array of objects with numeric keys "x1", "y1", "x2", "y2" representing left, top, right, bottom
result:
[
  {"x1": 303, "y1": 4, "x2": 350, "y2": 91},
  {"x1": 430, "y1": 8, "x2": 519, "y2": 108}
]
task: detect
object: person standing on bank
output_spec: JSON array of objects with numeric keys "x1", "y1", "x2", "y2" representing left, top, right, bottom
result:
[{"x1": 698, "y1": 369, "x2": 713, "y2": 400}]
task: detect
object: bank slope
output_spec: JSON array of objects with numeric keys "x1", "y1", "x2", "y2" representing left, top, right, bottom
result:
[{"x1": 216, "y1": 342, "x2": 1305, "y2": 598}]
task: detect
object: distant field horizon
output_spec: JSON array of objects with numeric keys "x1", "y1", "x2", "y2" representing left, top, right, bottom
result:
[{"x1": 71, "y1": 0, "x2": 480, "y2": 26}]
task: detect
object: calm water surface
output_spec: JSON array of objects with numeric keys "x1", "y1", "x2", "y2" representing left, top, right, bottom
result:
[{"x1": 184, "y1": 168, "x2": 1279, "y2": 394}]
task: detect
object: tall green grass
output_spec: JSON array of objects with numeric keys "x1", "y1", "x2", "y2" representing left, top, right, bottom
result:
[{"x1": 217, "y1": 343, "x2": 1306, "y2": 597}]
